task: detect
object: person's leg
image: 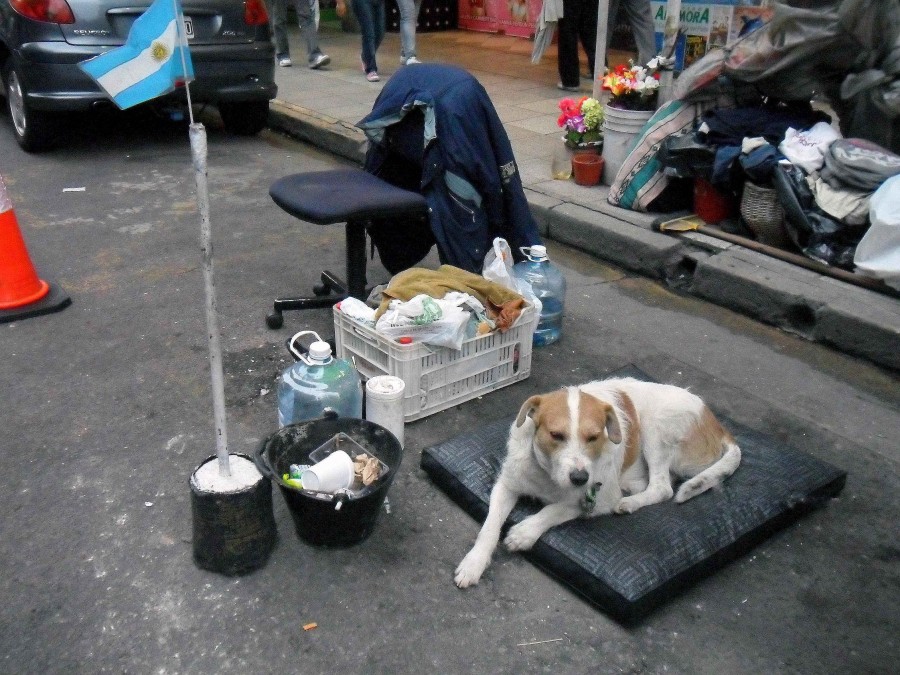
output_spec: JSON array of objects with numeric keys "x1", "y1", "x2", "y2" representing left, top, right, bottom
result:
[
  {"x1": 576, "y1": 0, "x2": 598, "y2": 78},
  {"x1": 271, "y1": 0, "x2": 290, "y2": 60},
  {"x1": 557, "y1": 0, "x2": 580, "y2": 88},
  {"x1": 295, "y1": 0, "x2": 325, "y2": 63},
  {"x1": 372, "y1": 0, "x2": 386, "y2": 56},
  {"x1": 621, "y1": 0, "x2": 657, "y2": 66},
  {"x1": 398, "y1": 0, "x2": 419, "y2": 62},
  {"x1": 352, "y1": 0, "x2": 377, "y2": 73}
]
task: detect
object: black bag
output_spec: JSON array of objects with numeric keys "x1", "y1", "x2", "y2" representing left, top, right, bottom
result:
[{"x1": 773, "y1": 164, "x2": 864, "y2": 269}]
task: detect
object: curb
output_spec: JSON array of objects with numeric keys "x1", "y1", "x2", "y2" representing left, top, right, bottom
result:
[{"x1": 266, "y1": 104, "x2": 900, "y2": 372}]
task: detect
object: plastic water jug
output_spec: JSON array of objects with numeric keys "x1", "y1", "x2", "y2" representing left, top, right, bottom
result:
[
  {"x1": 277, "y1": 331, "x2": 363, "y2": 427},
  {"x1": 513, "y1": 245, "x2": 566, "y2": 347}
]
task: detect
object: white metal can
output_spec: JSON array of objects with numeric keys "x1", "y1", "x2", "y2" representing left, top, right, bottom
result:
[{"x1": 364, "y1": 376, "x2": 406, "y2": 449}]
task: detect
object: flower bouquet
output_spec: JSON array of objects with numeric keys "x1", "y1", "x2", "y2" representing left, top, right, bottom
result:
[
  {"x1": 601, "y1": 59, "x2": 661, "y2": 111},
  {"x1": 557, "y1": 96, "x2": 603, "y2": 149}
]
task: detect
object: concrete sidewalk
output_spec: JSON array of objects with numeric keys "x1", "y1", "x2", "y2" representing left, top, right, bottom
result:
[{"x1": 265, "y1": 23, "x2": 899, "y2": 371}]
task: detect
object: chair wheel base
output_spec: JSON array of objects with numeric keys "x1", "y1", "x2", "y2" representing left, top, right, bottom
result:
[{"x1": 266, "y1": 312, "x2": 284, "y2": 329}]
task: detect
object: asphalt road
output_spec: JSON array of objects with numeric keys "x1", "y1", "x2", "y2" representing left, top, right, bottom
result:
[{"x1": 1, "y1": 110, "x2": 898, "y2": 674}]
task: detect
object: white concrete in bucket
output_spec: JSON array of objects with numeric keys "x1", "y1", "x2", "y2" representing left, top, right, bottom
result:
[{"x1": 191, "y1": 455, "x2": 263, "y2": 493}]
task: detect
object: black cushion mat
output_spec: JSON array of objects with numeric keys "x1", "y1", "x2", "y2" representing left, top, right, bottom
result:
[{"x1": 421, "y1": 367, "x2": 847, "y2": 623}]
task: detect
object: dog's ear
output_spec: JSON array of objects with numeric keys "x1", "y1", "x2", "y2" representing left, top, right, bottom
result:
[
  {"x1": 605, "y1": 407, "x2": 623, "y2": 444},
  {"x1": 515, "y1": 395, "x2": 542, "y2": 428}
]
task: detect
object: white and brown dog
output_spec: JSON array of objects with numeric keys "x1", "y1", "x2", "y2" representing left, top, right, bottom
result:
[{"x1": 454, "y1": 377, "x2": 741, "y2": 588}]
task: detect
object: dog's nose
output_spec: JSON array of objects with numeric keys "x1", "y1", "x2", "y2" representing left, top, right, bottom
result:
[{"x1": 569, "y1": 468, "x2": 589, "y2": 486}]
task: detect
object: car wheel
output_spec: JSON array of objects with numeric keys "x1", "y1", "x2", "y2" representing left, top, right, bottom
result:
[
  {"x1": 218, "y1": 101, "x2": 269, "y2": 136},
  {"x1": 3, "y1": 62, "x2": 58, "y2": 152}
]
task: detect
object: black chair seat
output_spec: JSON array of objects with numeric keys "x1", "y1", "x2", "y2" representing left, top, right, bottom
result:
[
  {"x1": 265, "y1": 168, "x2": 429, "y2": 330},
  {"x1": 269, "y1": 169, "x2": 427, "y2": 224}
]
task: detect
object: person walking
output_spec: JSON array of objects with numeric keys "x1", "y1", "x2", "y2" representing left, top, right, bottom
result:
[
  {"x1": 557, "y1": 0, "x2": 657, "y2": 90},
  {"x1": 556, "y1": 0, "x2": 597, "y2": 91},
  {"x1": 272, "y1": 0, "x2": 331, "y2": 69},
  {"x1": 337, "y1": 0, "x2": 386, "y2": 81},
  {"x1": 608, "y1": 0, "x2": 657, "y2": 67},
  {"x1": 398, "y1": 0, "x2": 422, "y2": 65}
]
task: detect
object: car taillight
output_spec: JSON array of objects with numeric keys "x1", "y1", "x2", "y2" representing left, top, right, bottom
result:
[
  {"x1": 10, "y1": 0, "x2": 75, "y2": 23},
  {"x1": 244, "y1": 0, "x2": 269, "y2": 25}
]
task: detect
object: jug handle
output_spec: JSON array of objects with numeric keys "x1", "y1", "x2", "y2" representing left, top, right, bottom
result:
[{"x1": 287, "y1": 330, "x2": 323, "y2": 361}]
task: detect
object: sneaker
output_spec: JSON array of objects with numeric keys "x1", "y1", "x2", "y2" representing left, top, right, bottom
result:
[
  {"x1": 278, "y1": 56, "x2": 292, "y2": 67},
  {"x1": 366, "y1": 71, "x2": 380, "y2": 82},
  {"x1": 557, "y1": 81, "x2": 579, "y2": 92},
  {"x1": 404, "y1": 56, "x2": 422, "y2": 65},
  {"x1": 309, "y1": 54, "x2": 330, "y2": 70}
]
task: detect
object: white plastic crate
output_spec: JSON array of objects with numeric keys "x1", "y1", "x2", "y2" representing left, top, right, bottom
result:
[{"x1": 334, "y1": 303, "x2": 537, "y2": 422}]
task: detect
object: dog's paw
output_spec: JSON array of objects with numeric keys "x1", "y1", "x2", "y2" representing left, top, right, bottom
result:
[
  {"x1": 454, "y1": 549, "x2": 490, "y2": 588},
  {"x1": 615, "y1": 495, "x2": 641, "y2": 514},
  {"x1": 503, "y1": 521, "x2": 541, "y2": 551}
]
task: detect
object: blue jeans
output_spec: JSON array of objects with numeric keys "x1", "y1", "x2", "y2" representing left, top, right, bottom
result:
[
  {"x1": 398, "y1": 0, "x2": 421, "y2": 62},
  {"x1": 352, "y1": 0, "x2": 385, "y2": 74}
]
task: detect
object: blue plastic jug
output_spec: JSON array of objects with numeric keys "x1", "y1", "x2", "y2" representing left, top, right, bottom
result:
[
  {"x1": 277, "y1": 331, "x2": 363, "y2": 427},
  {"x1": 513, "y1": 245, "x2": 566, "y2": 347}
]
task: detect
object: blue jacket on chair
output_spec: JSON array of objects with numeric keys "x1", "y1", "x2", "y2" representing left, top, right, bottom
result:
[{"x1": 357, "y1": 64, "x2": 541, "y2": 274}]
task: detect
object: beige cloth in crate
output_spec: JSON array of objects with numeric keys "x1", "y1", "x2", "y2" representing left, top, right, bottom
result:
[{"x1": 374, "y1": 265, "x2": 526, "y2": 331}]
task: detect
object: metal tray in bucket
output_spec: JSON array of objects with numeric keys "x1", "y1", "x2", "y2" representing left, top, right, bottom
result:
[
  {"x1": 254, "y1": 413, "x2": 402, "y2": 547},
  {"x1": 306, "y1": 432, "x2": 390, "y2": 501}
]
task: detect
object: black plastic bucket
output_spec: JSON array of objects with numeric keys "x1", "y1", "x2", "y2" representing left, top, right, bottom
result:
[
  {"x1": 190, "y1": 453, "x2": 277, "y2": 575},
  {"x1": 253, "y1": 414, "x2": 402, "y2": 547}
]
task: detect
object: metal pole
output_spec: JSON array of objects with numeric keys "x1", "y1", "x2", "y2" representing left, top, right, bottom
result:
[
  {"x1": 189, "y1": 122, "x2": 231, "y2": 477},
  {"x1": 657, "y1": 0, "x2": 682, "y2": 105},
  {"x1": 592, "y1": 0, "x2": 611, "y2": 99}
]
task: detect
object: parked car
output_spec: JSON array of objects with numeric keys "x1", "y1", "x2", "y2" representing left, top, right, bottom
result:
[{"x1": 0, "y1": 0, "x2": 277, "y2": 151}]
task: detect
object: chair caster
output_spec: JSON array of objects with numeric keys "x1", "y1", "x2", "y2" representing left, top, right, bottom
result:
[
  {"x1": 312, "y1": 283, "x2": 330, "y2": 296},
  {"x1": 266, "y1": 312, "x2": 284, "y2": 329}
]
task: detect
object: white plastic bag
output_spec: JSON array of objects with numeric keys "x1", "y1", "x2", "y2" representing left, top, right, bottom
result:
[
  {"x1": 376, "y1": 293, "x2": 471, "y2": 349},
  {"x1": 481, "y1": 237, "x2": 542, "y2": 319},
  {"x1": 853, "y1": 175, "x2": 900, "y2": 290},
  {"x1": 482, "y1": 237, "x2": 517, "y2": 289}
]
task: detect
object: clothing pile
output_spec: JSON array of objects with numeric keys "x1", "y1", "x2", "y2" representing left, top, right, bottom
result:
[{"x1": 607, "y1": 0, "x2": 900, "y2": 273}]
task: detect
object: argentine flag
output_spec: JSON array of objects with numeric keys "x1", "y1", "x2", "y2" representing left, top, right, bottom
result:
[{"x1": 79, "y1": 0, "x2": 194, "y2": 110}]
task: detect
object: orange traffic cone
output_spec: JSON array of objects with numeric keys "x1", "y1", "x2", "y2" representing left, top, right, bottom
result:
[{"x1": 0, "y1": 174, "x2": 70, "y2": 322}]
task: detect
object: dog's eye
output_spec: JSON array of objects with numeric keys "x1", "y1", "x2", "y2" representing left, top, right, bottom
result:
[
  {"x1": 550, "y1": 431, "x2": 566, "y2": 442},
  {"x1": 586, "y1": 434, "x2": 599, "y2": 443}
]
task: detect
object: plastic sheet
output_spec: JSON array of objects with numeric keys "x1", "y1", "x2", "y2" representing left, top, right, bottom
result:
[{"x1": 853, "y1": 175, "x2": 900, "y2": 289}]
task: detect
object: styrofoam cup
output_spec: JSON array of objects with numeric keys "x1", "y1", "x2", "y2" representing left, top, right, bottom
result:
[{"x1": 300, "y1": 450, "x2": 354, "y2": 492}]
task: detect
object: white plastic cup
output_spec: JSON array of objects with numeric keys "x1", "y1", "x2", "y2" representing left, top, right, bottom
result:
[
  {"x1": 365, "y1": 376, "x2": 406, "y2": 448},
  {"x1": 300, "y1": 450, "x2": 354, "y2": 492}
]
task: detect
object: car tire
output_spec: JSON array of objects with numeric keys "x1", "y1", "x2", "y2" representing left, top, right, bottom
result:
[
  {"x1": 218, "y1": 101, "x2": 269, "y2": 136},
  {"x1": 3, "y1": 62, "x2": 58, "y2": 152}
]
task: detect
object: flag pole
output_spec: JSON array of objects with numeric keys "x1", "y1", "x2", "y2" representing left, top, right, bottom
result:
[
  {"x1": 174, "y1": 0, "x2": 228, "y2": 476},
  {"x1": 189, "y1": 122, "x2": 230, "y2": 477}
]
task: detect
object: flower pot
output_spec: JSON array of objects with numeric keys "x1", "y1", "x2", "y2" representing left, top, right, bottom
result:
[
  {"x1": 601, "y1": 106, "x2": 654, "y2": 185},
  {"x1": 572, "y1": 154, "x2": 604, "y2": 186},
  {"x1": 570, "y1": 143, "x2": 600, "y2": 173}
]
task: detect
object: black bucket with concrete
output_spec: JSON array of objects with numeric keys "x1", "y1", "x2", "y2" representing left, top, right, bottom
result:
[
  {"x1": 190, "y1": 453, "x2": 277, "y2": 575},
  {"x1": 254, "y1": 413, "x2": 402, "y2": 547}
]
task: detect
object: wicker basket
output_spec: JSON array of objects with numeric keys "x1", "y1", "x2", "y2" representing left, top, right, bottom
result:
[{"x1": 740, "y1": 181, "x2": 789, "y2": 248}]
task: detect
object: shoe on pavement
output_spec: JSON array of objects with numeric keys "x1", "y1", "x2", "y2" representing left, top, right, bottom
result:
[
  {"x1": 403, "y1": 56, "x2": 422, "y2": 65},
  {"x1": 278, "y1": 56, "x2": 292, "y2": 67},
  {"x1": 557, "y1": 81, "x2": 580, "y2": 92},
  {"x1": 309, "y1": 54, "x2": 330, "y2": 69},
  {"x1": 366, "y1": 71, "x2": 380, "y2": 82}
]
